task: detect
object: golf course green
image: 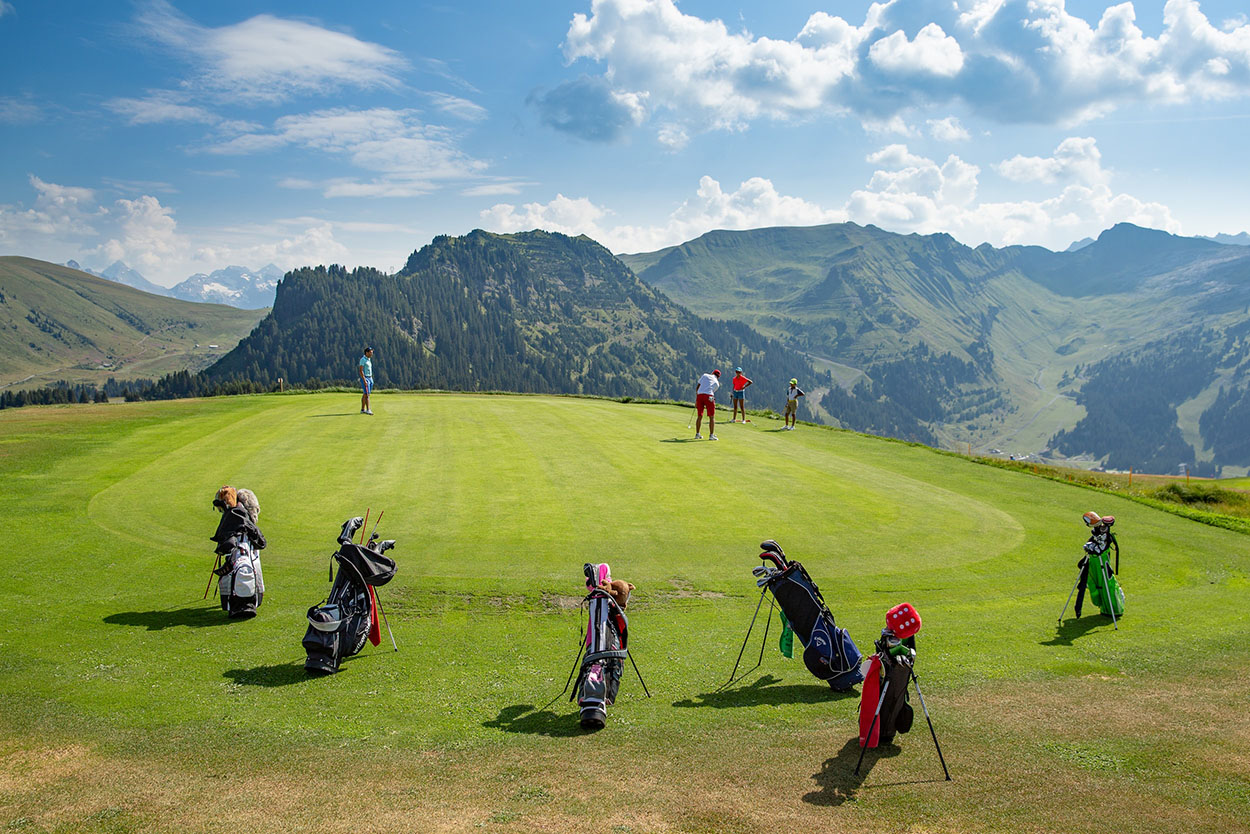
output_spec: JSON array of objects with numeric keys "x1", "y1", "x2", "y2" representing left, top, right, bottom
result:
[{"x1": 1, "y1": 392, "x2": 1246, "y2": 833}]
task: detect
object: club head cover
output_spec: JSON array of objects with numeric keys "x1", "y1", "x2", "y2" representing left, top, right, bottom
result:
[
  {"x1": 338, "y1": 516, "x2": 364, "y2": 545},
  {"x1": 376, "y1": 540, "x2": 395, "y2": 553}
]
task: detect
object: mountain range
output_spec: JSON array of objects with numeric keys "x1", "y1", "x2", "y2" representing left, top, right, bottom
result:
[
  {"x1": 620, "y1": 222, "x2": 1250, "y2": 474},
  {"x1": 65, "y1": 260, "x2": 283, "y2": 309},
  {"x1": 198, "y1": 230, "x2": 819, "y2": 407}
]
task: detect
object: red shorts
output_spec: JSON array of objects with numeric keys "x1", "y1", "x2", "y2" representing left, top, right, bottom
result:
[{"x1": 696, "y1": 393, "x2": 715, "y2": 416}]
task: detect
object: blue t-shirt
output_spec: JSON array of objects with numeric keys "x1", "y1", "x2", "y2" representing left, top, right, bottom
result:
[{"x1": 359, "y1": 355, "x2": 372, "y2": 379}]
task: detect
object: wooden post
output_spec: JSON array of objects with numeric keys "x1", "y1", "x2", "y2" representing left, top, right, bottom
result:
[
  {"x1": 1128, "y1": 466, "x2": 1133, "y2": 488},
  {"x1": 278, "y1": 377, "x2": 284, "y2": 393}
]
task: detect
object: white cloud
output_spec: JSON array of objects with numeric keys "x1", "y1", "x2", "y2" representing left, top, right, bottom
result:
[
  {"x1": 869, "y1": 23, "x2": 964, "y2": 77},
  {"x1": 207, "y1": 108, "x2": 488, "y2": 197},
  {"x1": 482, "y1": 176, "x2": 845, "y2": 253},
  {"x1": 135, "y1": 0, "x2": 405, "y2": 103},
  {"x1": 547, "y1": 0, "x2": 1250, "y2": 142},
  {"x1": 996, "y1": 137, "x2": 1108, "y2": 185},
  {"x1": 0, "y1": 176, "x2": 101, "y2": 245},
  {"x1": 0, "y1": 97, "x2": 39, "y2": 124},
  {"x1": 460, "y1": 181, "x2": 537, "y2": 197},
  {"x1": 481, "y1": 136, "x2": 1178, "y2": 254},
  {"x1": 106, "y1": 90, "x2": 218, "y2": 125},
  {"x1": 846, "y1": 138, "x2": 1174, "y2": 246},
  {"x1": 0, "y1": 2, "x2": 13, "y2": 20},
  {"x1": 427, "y1": 92, "x2": 488, "y2": 122},
  {"x1": 927, "y1": 116, "x2": 969, "y2": 141},
  {"x1": 0, "y1": 176, "x2": 356, "y2": 285}
]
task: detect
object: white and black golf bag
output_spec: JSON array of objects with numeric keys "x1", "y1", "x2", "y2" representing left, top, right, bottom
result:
[
  {"x1": 210, "y1": 504, "x2": 267, "y2": 619},
  {"x1": 303, "y1": 517, "x2": 397, "y2": 675},
  {"x1": 573, "y1": 563, "x2": 629, "y2": 730}
]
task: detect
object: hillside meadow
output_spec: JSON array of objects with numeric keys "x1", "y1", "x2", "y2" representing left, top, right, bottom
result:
[{"x1": 0, "y1": 392, "x2": 1246, "y2": 833}]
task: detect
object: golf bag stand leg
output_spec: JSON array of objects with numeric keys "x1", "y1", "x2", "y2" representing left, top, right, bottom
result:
[
  {"x1": 1101, "y1": 560, "x2": 1119, "y2": 631},
  {"x1": 1057, "y1": 568, "x2": 1083, "y2": 624},
  {"x1": 854, "y1": 679, "x2": 890, "y2": 776},
  {"x1": 911, "y1": 671, "x2": 952, "y2": 781},
  {"x1": 725, "y1": 587, "x2": 769, "y2": 687},
  {"x1": 627, "y1": 649, "x2": 652, "y2": 698},
  {"x1": 545, "y1": 643, "x2": 585, "y2": 709}
]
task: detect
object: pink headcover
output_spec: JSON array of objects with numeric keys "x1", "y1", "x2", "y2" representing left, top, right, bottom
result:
[{"x1": 585, "y1": 562, "x2": 611, "y2": 591}]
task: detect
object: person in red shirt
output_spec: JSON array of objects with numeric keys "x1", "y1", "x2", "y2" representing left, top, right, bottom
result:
[{"x1": 729, "y1": 366, "x2": 752, "y2": 423}]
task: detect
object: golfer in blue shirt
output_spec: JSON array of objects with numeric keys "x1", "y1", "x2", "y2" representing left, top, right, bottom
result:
[{"x1": 358, "y1": 347, "x2": 374, "y2": 415}]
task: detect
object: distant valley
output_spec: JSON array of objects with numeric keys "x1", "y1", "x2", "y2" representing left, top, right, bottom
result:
[{"x1": 0, "y1": 258, "x2": 266, "y2": 388}]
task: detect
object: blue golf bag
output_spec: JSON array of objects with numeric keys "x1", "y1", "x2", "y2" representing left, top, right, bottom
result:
[{"x1": 732, "y1": 540, "x2": 864, "y2": 691}]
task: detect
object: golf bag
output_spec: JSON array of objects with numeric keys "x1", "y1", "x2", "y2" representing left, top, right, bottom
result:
[
  {"x1": 855, "y1": 603, "x2": 951, "y2": 780},
  {"x1": 303, "y1": 517, "x2": 397, "y2": 675},
  {"x1": 573, "y1": 563, "x2": 628, "y2": 729},
  {"x1": 756, "y1": 540, "x2": 863, "y2": 690},
  {"x1": 210, "y1": 503, "x2": 267, "y2": 618},
  {"x1": 1073, "y1": 516, "x2": 1124, "y2": 619},
  {"x1": 859, "y1": 634, "x2": 917, "y2": 748}
]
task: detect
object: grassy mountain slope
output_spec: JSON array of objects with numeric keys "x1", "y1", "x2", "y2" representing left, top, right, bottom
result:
[
  {"x1": 621, "y1": 224, "x2": 1250, "y2": 471},
  {"x1": 0, "y1": 257, "x2": 266, "y2": 388},
  {"x1": 0, "y1": 393, "x2": 1246, "y2": 832},
  {"x1": 207, "y1": 229, "x2": 820, "y2": 404}
]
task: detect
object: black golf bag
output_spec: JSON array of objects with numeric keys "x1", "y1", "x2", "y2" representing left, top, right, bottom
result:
[
  {"x1": 756, "y1": 540, "x2": 863, "y2": 690},
  {"x1": 859, "y1": 632, "x2": 916, "y2": 746},
  {"x1": 303, "y1": 517, "x2": 397, "y2": 675},
  {"x1": 573, "y1": 563, "x2": 629, "y2": 729},
  {"x1": 210, "y1": 504, "x2": 267, "y2": 618}
]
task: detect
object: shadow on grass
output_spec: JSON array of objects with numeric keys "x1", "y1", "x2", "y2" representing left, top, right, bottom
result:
[
  {"x1": 659, "y1": 437, "x2": 699, "y2": 443},
  {"x1": 482, "y1": 704, "x2": 583, "y2": 738},
  {"x1": 223, "y1": 662, "x2": 309, "y2": 687},
  {"x1": 804, "y1": 737, "x2": 901, "y2": 806},
  {"x1": 103, "y1": 604, "x2": 233, "y2": 631},
  {"x1": 1041, "y1": 616, "x2": 1114, "y2": 646},
  {"x1": 673, "y1": 674, "x2": 857, "y2": 709}
]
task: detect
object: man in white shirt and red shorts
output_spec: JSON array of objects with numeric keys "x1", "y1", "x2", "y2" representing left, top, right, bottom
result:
[{"x1": 694, "y1": 369, "x2": 720, "y2": 440}]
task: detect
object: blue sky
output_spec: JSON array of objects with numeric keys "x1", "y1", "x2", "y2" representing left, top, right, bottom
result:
[{"x1": 2, "y1": 0, "x2": 1249, "y2": 285}]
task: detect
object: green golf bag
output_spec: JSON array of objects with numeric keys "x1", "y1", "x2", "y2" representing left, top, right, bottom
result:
[
  {"x1": 1069, "y1": 513, "x2": 1124, "y2": 620},
  {"x1": 1085, "y1": 547, "x2": 1124, "y2": 618}
]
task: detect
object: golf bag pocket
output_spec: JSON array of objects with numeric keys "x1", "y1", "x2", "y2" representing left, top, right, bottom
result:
[
  {"x1": 802, "y1": 616, "x2": 864, "y2": 691},
  {"x1": 218, "y1": 541, "x2": 263, "y2": 618},
  {"x1": 303, "y1": 605, "x2": 343, "y2": 675}
]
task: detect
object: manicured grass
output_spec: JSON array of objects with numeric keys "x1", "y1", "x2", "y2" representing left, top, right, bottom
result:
[{"x1": 0, "y1": 392, "x2": 1247, "y2": 833}]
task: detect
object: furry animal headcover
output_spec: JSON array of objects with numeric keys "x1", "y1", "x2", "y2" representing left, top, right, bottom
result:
[
  {"x1": 235, "y1": 488, "x2": 260, "y2": 524},
  {"x1": 214, "y1": 486, "x2": 237, "y2": 511},
  {"x1": 601, "y1": 579, "x2": 635, "y2": 610}
]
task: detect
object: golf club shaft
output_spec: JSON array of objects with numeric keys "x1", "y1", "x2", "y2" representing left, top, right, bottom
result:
[
  {"x1": 854, "y1": 678, "x2": 890, "y2": 775},
  {"x1": 367, "y1": 509, "x2": 385, "y2": 545},
  {"x1": 203, "y1": 553, "x2": 222, "y2": 599},
  {"x1": 911, "y1": 671, "x2": 952, "y2": 780},
  {"x1": 359, "y1": 508, "x2": 370, "y2": 544}
]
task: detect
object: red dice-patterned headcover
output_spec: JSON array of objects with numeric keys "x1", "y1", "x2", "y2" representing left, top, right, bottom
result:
[{"x1": 886, "y1": 602, "x2": 922, "y2": 639}]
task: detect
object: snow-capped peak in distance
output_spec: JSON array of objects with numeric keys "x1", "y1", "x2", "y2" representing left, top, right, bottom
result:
[{"x1": 169, "y1": 264, "x2": 282, "y2": 309}]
